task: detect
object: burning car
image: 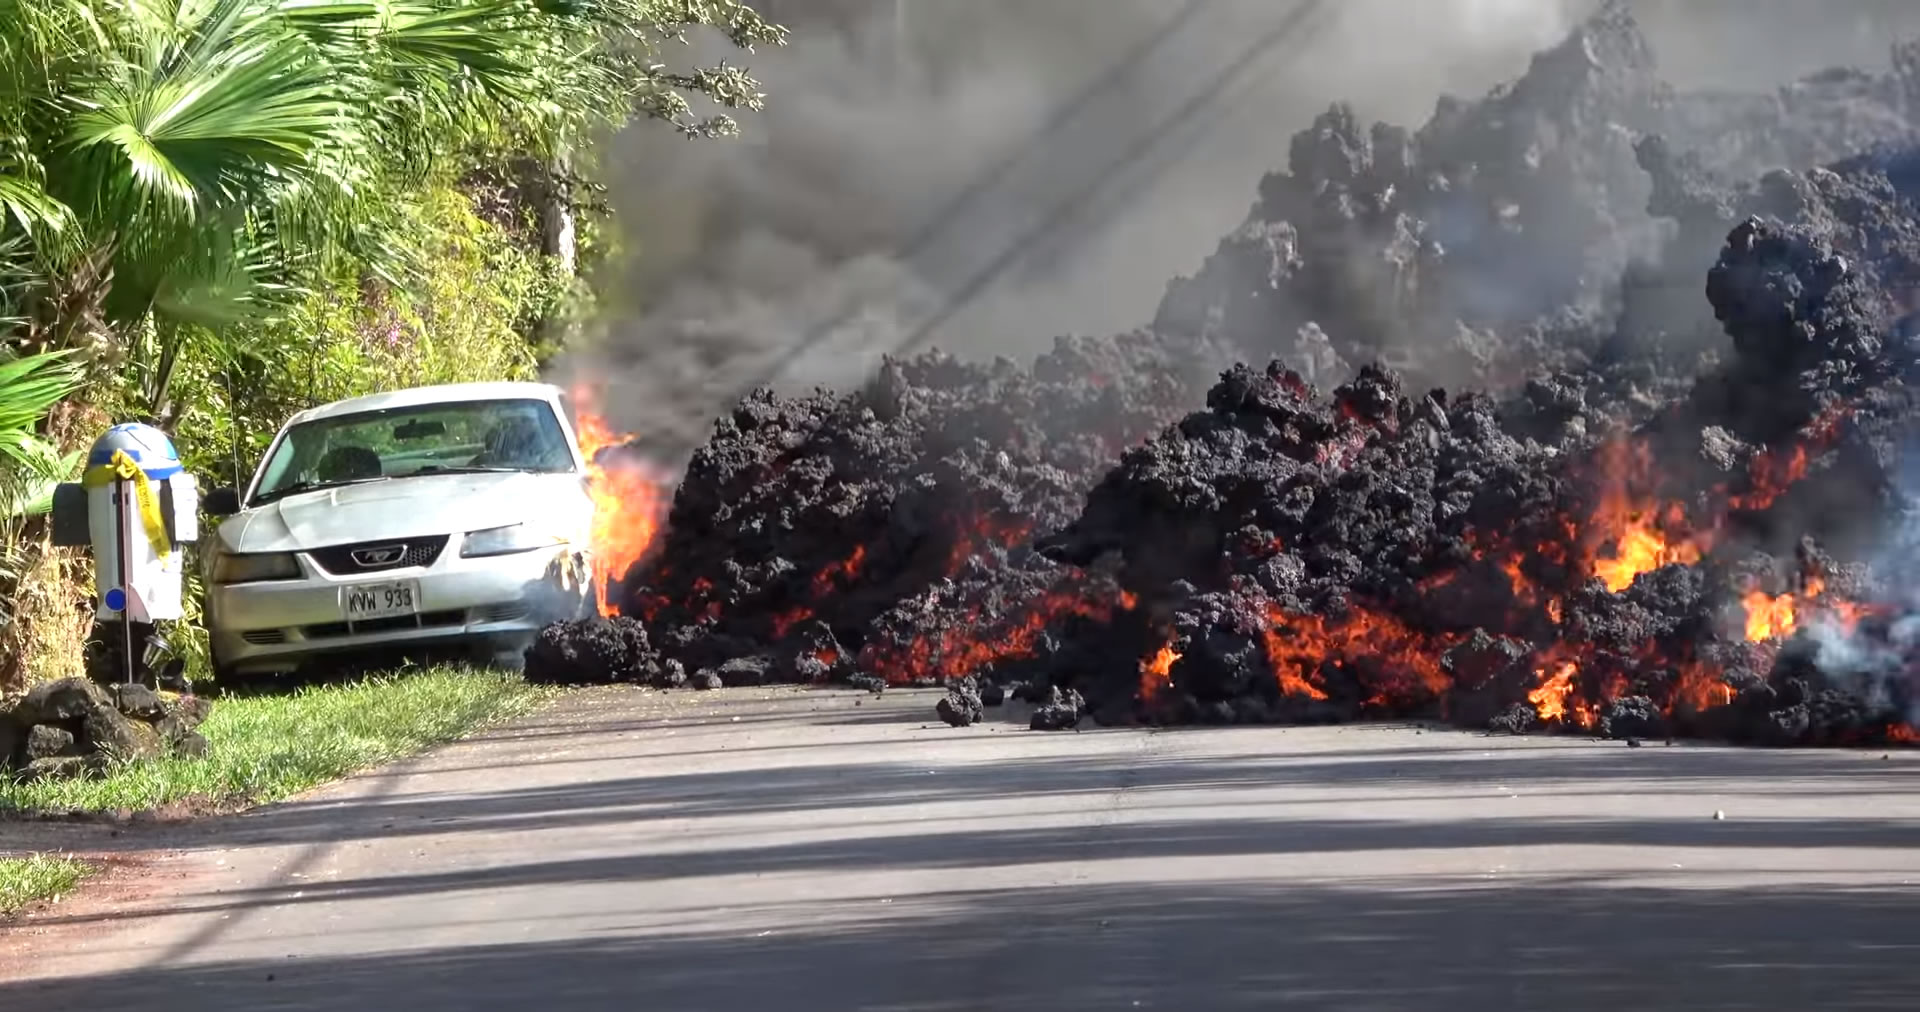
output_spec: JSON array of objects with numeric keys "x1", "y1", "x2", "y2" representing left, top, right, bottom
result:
[{"x1": 201, "y1": 382, "x2": 597, "y2": 679}]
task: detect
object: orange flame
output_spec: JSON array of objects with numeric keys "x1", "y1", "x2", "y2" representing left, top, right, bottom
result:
[
  {"x1": 945, "y1": 514, "x2": 1035, "y2": 576},
  {"x1": 1739, "y1": 574, "x2": 1880, "y2": 643},
  {"x1": 1742, "y1": 589, "x2": 1800, "y2": 642},
  {"x1": 862, "y1": 586, "x2": 1134, "y2": 685},
  {"x1": 813, "y1": 545, "x2": 867, "y2": 598},
  {"x1": 1671, "y1": 659, "x2": 1734, "y2": 714},
  {"x1": 772, "y1": 606, "x2": 814, "y2": 639},
  {"x1": 1140, "y1": 642, "x2": 1179, "y2": 702},
  {"x1": 1578, "y1": 440, "x2": 1712, "y2": 593},
  {"x1": 1528, "y1": 660, "x2": 1579, "y2": 723},
  {"x1": 572, "y1": 389, "x2": 667, "y2": 617},
  {"x1": 1730, "y1": 407, "x2": 1848, "y2": 512},
  {"x1": 1260, "y1": 606, "x2": 1453, "y2": 704}
]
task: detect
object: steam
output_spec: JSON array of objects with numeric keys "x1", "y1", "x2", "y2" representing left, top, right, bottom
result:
[
  {"x1": 564, "y1": 0, "x2": 1920, "y2": 454},
  {"x1": 1804, "y1": 451, "x2": 1920, "y2": 727}
]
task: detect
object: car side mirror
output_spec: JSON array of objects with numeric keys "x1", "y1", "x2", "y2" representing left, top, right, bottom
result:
[{"x1": 204, "y1": 487, "x2": 242, "y2": 517}]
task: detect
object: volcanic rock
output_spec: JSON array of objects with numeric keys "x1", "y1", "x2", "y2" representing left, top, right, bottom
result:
[
  {"x1": 654, "y1": 659, "x2": 690, "y2": 689},
  {"x1": 523, "y1": 617, "x2": 651, "y2": 685},
  {"x1": 1600, "y1": 696, "x2": 1669, "y2": 740},
  {"x1": 716, "y1": 656, "x2": 774, "y2": 688},
  {"x1": 109, "y1": 682, "x2": 166, "y2": 721},
  {"x1": 529, "y1": 7, "x2": 1920, "y2": 749},
  {"x1": 936, "y1": 684, "x2": 984, "y2": 727},
  {"x1": 613, "y1": 333, "x2": 1210, "y2": 683},
  {"x1": 1029, "y1": 687, "x2": 1085, "y2": 731},
  {"x1": 15, "y1": 678, "x2": 112, "y2": 727},
  {"x1": 1487, "y1": 703, "x2": 1538, "y2": 736},
  {"x1": 24, "y1": 724, "x2": 77, "y2": 761}
]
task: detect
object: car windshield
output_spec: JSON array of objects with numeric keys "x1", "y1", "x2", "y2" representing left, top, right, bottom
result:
[{"x1": 251, "y1": 398, "x2": 574, "y2": 504}]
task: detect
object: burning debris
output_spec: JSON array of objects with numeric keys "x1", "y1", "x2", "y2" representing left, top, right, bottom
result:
[
  {"x1": 1037, "y1": 207, "x2": 1920, "y2": 745},
  {"x1": 544, "y1": 7, "x2": 1920, "y2": 746}
]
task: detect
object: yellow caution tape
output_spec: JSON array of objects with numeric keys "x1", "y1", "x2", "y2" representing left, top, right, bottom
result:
[{"x1": 81, "y1": 449, "x2": 171, "y2": 560}]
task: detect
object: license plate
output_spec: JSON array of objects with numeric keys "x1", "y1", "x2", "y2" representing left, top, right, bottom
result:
[{"x1": 344, "y1": 581, "x2": 420, "y2": 621}]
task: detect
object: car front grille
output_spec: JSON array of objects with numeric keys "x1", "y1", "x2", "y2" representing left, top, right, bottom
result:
[
  {"x1": 305, "y1": 608, "x2": 466, "y2": 640},
  {"x1": 241, "y1": 629, "x2": 288, "y2": 645},
  {"x1": 308, "y1": 535, "x2": 450, "y2": 576},
  {"x1": 476, "y1": 601, "x2": 532, "y2": 624}
]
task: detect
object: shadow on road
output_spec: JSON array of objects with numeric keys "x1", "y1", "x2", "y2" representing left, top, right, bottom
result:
[{"x1": 5, "y1": 879, "x2": 1916, "y2": 1010}]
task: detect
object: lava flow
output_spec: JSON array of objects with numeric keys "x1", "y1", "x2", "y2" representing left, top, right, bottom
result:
[
  {"x1": 1583, "y1": 439, "x2": 1708, "y2": 593},
  {"x1": 526, "y1": 8, "x2": 1920, "y2": 748},
  {"x1": 1139, "y1": 641, "x2": 1179, "y2": 702}
]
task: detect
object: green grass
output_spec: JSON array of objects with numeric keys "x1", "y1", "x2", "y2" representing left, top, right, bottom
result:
[
  {"x1": 0, "y1": 667, "x2": 555, "y2": 815},
  {"x1": 0, "y1": 854, "x2": 92, "y2": 915}
]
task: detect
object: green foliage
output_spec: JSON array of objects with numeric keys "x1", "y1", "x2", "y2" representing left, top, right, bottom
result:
[
  {"x1": 0, "y1": 854, "x2": 92, "y2": 914},
  {"x1": 0, "y1": 668, "x2": 554, "y2": 814},
  {"x1": 165, "y1": 184, "x2": 549, "y2": 488},
  {"x1": 0, "y1": 0, "x2": 783, "y2": 411},
  {"x1": 0, "y1": 348, "x2": 78, "y2": 517},
  {"x1": 0, "y1": 0, "x2": 783, "y2": 689}
]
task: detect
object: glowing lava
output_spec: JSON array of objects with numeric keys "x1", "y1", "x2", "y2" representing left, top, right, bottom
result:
[
  {"x1": 572, "y1": 389, "x2": 667, "y2": 616},
  {"x1": 863, "y1": 585, "x2": 1137, "y2": 686},
  {"x1": 1140, "y1": 642, "x2": 1179, "y2": 702},
  {"x1": 1260, "y1": 607, "x2": 1452, "y2": 705},
  {"x1": 1528, "y1": 660, "x2": 1580, "y2": 723},
  {"x1": 1742, "y1": 588, "x2": 1800, "y2": 642}
]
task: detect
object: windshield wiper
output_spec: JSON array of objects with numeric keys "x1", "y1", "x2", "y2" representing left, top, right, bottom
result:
[
  {"x1": 412, "y1": 465, "x2": 531, "y2": 475},
  {"x1": 251, "y1": 475, "x2": 390, "y2": 506}
]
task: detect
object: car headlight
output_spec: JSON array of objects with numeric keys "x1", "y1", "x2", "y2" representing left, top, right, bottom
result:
[
  {"x1": 211, "y1": 551, "x2": 301, "y2": 584},
  {"x1": 461, "y1": 524, "x2": 565, "y2": 558}
]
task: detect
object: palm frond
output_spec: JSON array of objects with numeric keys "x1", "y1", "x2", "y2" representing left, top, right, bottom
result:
[{"x1": 0, "y1": 348, "x2": 79, "y2": 433}]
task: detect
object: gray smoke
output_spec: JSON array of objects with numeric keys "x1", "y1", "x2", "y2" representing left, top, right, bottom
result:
[
  {"x1": 1805, "y1": 453, "x2": 1920, "y2": 728},
  {"x1": 563, "y1": 0, "x2": 1920, "y2": 453}
]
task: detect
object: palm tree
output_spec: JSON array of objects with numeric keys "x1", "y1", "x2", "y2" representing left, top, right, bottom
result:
[
  {"x1": 0, "y1": 348, "x2": 79, "y2": 517},
  {"x1": 1, "y1": 0, "x2": 783, "y2": 416}
]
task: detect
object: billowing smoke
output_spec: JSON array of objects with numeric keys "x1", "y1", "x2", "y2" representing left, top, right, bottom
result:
[
  {"x1": 1805, "y1": 452, "x2": 1920, "y2": 729},
  {"x1": 563, "y1": 0, "x2": 1920, "y2": 456}
]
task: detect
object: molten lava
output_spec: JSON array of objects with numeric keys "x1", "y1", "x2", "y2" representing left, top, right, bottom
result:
[
  {"x1": 1139, "y1": 642, "x2": 1179, "y2": 702},
  {"x1": 1729, "y1": 407, "x2": 1850, "y2": 512},
  {"x1": 1742, "y1": 588, "x2": 1801, "y2": 642},
  {"x1": 1738, "y1": 574, "x2": 1882, "y2": 644},
  {"x1": 1528, "y1": 660, "x2": 1580, "y2": 724},
  {"x1": 863, "y1": 585, "x2": 1136, "y2": 686},
  {"x1": 1259, "y1": 606, "x2": 1453, "y2": 705},
  {"x1": 1583, "y1": 440, "x2": 1709, "y2": 592},
  {"x1": 572, "y1": 390, "x2": 667, "y2": 616},
  {"x1": 812, "y1": 545, "x2": 868, "y2": 598}
]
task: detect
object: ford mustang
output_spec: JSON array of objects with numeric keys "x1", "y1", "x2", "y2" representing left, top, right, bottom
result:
[{"x1": 200, "y1": 381, "x2": 597, "y2": 678}]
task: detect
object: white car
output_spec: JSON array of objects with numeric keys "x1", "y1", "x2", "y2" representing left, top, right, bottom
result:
[{"x1": 201, "y1": 381, "x2": 597, "y2": 678}]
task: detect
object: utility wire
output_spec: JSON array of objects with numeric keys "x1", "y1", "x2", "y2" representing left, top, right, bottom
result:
[
  {"x1": 736, "y1": 0, "x2": 1224, "y2": 393},
  {"x1": 890, "y1": 0, "x2": 1327, "y2": 358}
]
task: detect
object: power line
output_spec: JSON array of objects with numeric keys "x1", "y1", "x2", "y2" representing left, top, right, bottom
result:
[
  {"x1": 889, "y1": 0, "x2": 1328, "y2": 358},
  {"x1": 737, "y1": 0, "x2": 1224, "y2": 393}
]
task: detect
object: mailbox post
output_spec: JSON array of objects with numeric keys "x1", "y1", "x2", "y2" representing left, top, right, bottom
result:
[{"x1": 50, "y1": 423, "x2": 199, "y2": 686}]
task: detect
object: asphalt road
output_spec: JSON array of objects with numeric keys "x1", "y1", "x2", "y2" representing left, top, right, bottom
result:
[{"x1": 3, "y1": 686, "x2": 1918, "y2": 1010}]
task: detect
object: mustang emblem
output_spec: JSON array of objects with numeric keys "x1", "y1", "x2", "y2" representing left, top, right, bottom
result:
[{"x1": 351, "y1": 545, "x2": 407, "y2": 567}]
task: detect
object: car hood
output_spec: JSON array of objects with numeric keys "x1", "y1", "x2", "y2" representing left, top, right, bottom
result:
[{"x1": 216, "y1": 472, "x2": 592, "y2": 554}]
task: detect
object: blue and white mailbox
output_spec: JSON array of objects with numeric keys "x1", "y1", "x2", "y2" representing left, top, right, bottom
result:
[{"x1": 51, "y1": 423, "x2": 199, "y2": 683}]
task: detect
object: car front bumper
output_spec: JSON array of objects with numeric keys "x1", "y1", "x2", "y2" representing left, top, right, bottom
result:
[{"x1": 208, "y1": 543, "x2": 591, "y2": 675}]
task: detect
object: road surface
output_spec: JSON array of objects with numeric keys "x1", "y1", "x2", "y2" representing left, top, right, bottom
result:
[{"x1": 3, "y1": 686, "x2": 1918, "y2": 1010}]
